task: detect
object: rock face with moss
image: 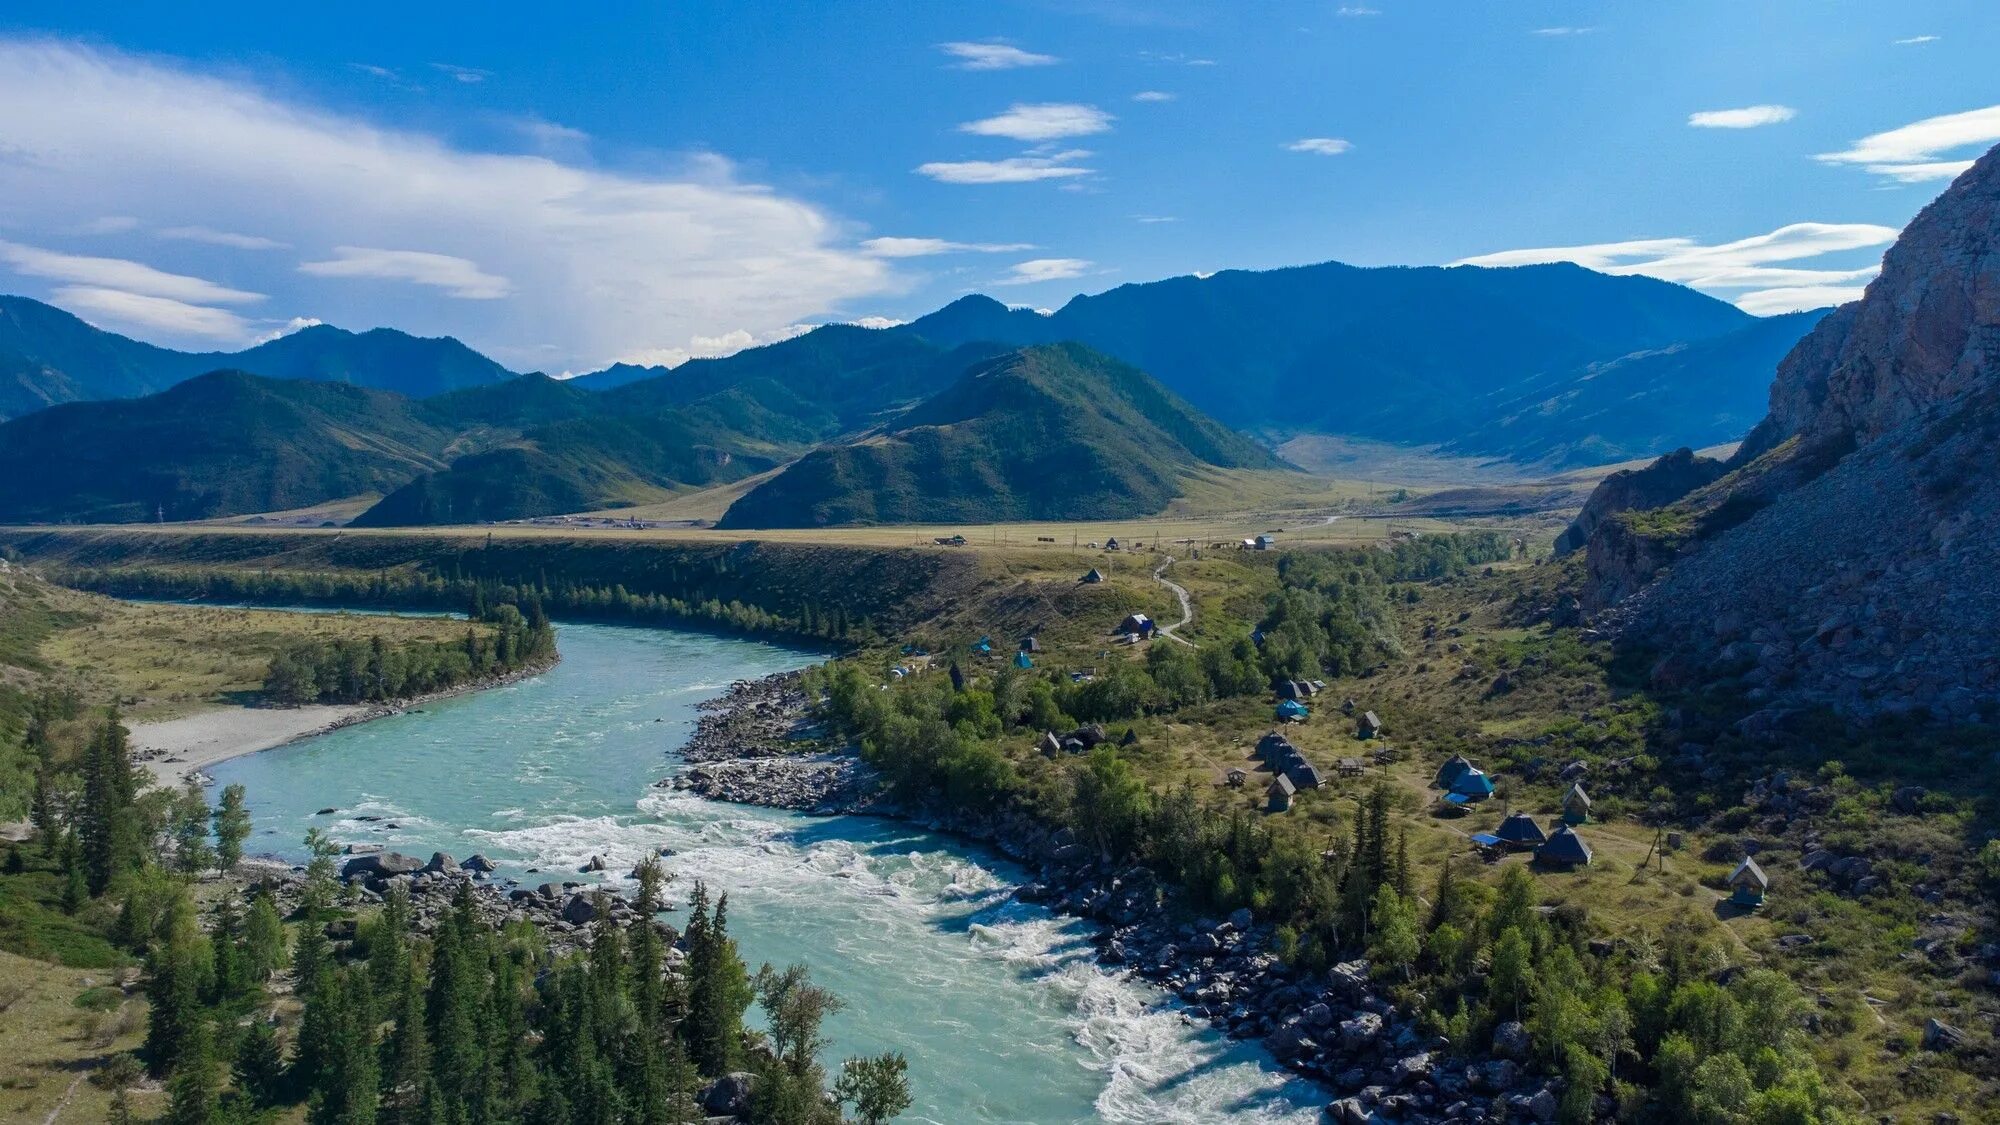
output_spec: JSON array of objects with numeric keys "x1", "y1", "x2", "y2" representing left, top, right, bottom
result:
[{"x1": 1577, "y1": 143, "x2": 2000, "y2": 719}]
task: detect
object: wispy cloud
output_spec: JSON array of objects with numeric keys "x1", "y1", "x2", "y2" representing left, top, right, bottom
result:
[
  {"x1": 0, "y1": 38, "x2": 896, "y2": 366},
  {"x1": 615, "y1": 322, "x2": 815, "y2": 369},
  {"x1": 1893, "y1": 35, "x2": 1939, "y2": 45},
  {"x1": 1133, "y1": 214, "x2": 1179, "y2": 223},
  {"x1": 1337, "y1": 6, "x2": 1381, "y2": 15},
  {"x1": 513, "y1": 116, "x2": 589, "y2": 148},
  {"x1": 158, "y1": 225, "x2": 290, "y2": 251},
  {"x1": 75, "y1": 215, "x2": 139, "y2": 235},
  {"x1": 1132, "y1": 90, "x2": 1175, "y2": 103},
  {"x1": 997, "y1": 258, "x2": 1091, "y2": 285},
  {"x1": 960, "y1": 103, "x2": 1113, "y2": 141},
  {"x1": 938, "y1": 42, "x2": 1057, "y2": 70},
  {"x1": 1452, "y1": 221, "x2": 1898, "y2": 314},
  {"x1": 859, "y1": 237, "x2": 1035, "y2": 258},
  {"x1": 430, "y1": 62, "x2": 490, "y2": 84},
  {"x1": 1816, "y1": 104, "x2": 2000, "y2": 182},
  {"x1": 299, "y1": 247, "x2": 512, "y2": 299},
  {"x1": 1531, "y1": 26, "x2": 1595, "y2": 36},
  {"x1": 1137, "y1": 51, "x2": 1216, "y2": 66},
  {"x1": 916, "y1": 150, "x2": 1094, "y2": 184},
  {"x1": 1688, "y1": 104, "x2": 1796, "y2": 129},
  {"x1": 1286, "y1": 137, "x2": 1352, "y2": 155},
  {"x1": 0, "y1": 239, "x2": 263, "y2": 304},
  {"x1": 50, "y1": 286, "x2": 255, "y2": 341}
]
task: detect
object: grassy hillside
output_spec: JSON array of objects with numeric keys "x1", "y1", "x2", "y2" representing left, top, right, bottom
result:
[
  {"x1": 0, "y1": 372, "x2": 452, "y2": 523},
  {"x1": 718, "y1": 344, "x2": 1282, "y2": 528}
]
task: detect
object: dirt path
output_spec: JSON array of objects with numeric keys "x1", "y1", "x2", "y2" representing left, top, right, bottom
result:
[{"x1": 1152, "y1": 557, "x2": 1197, "y2": 647}]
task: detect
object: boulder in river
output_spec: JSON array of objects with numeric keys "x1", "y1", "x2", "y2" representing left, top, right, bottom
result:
[
  {"x1": 461, "y1": 854, "x2": 498, "y2": 873},
  {"x1": 561, "y1": 896, "x2": 600, "y2": 925},
  {"x1": 423, "y1": 852, "x2": 457, "y2": 874}
]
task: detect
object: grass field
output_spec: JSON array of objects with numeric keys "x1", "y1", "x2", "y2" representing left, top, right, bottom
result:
[
  {"x1": 34, "y1": 585, "x2": 486, "y2": 722},
  {"x1": 0, "y1": 948, "x2": 155, "y2": 1124}
]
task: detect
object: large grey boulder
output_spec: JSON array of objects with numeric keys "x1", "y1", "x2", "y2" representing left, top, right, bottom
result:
[
  {"x1": 698, "y1": 1072, "x2": 756, "y2": 1117},
  {"x1": 341, "y1": 852, "x2": 423, "y2": 881},
  {"x1": 1491, "y1": 1020, "x2": 1531, "y2": 1061},
  {"x1": 422, "y1": 851, "x2": 457, "y2": 874},
  {"x1": 1338, "y1": 1011, "x2": 1384, "y2": 1052},
  {"x1": 461, "y1": 853, "x2": 498, "y2": 873},
  {"x1": 561, "y1": 895, "x2": 600, "y2": 926}
]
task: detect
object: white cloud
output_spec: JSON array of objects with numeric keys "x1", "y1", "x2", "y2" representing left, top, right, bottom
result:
[
  {"x1": 513, "y1": 116, "x2": 589, "y2": 148},
  {"x1": 1688, "y1": 104, "x2": 1796, "y2": 129},
  {"x1": 850, "y1": 315, "x2": 906, "y2": 329},
  {"x1": 253, "y1": 315, "x2": 324, "y2": 344},
  {"x1": 1133, "y1": 214, "x2": 1179, "y2": 223},
  {"x1": 1733, "y1": 285, "x2": 1870, "y2": 315},
  {"x1": 300, "y1": 246, "x2": 512, "y2": 299},
  {"x1": 938, "y1": 42, "x2": 1057, "y2": 70},
  {"x1": 997, "y1": 257, "x2": 1091, "y2": 285},
  {"x1": 0, "y1": 239, "x2": 263, "y2": 304},
  {"x1": 1816, "y1": 104, "x2": 2000, "y2": 182},
  {"x1": 1337, "y1": 6, "x2": 1381, "y2": 15},
  {"x1": 50, "y1": 285, "x2": 254, "y2": 341},
  {"x1": 158, "y1": 225, "x2": 289, "y2": 250},
  {"x1": 1893, "y1": 35, "x2": 1939, "y2": 45},
  {"x1": 1532, "y1": 26, "x2": 1595, "y2": 36},
  {"x1": 615, "y1": 322, "x2": 815, "y2": 369},
  {"x1": 1132, "y1": 90, "x2": 1175, "y2": 102},
  {"x1": 1452, "y1": 221, "x2": 1898, "y2": 315},
  {"x1": 960, "y1": 103, "x2": 1113, "y2": 142},
  {"x1": 860, "y1": 236, "x2": 1034, "y2": 258},
  {"x1": 0, "y1": 38, "x2": 895, "y2": 369},
  {"x1": 915, "y1": 150, "x2": 1094, "y2": 184},
  {"x1": 431, "y1": 62, "x2": 490, "y2": 84},
  {"x1": 1286, "y1": 137, "x2": 1352, "y2": 155}
]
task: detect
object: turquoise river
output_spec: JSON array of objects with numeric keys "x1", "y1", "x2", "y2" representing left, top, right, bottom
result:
[{"x1": 208, "y1": 618, "x2": 1325, "y2": 1124}]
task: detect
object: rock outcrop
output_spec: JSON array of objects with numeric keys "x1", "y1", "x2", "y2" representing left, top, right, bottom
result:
[
  {"x1": 1553, "y1": 447, "x2": 1726, "y2": 556},
  {"x1": 1575, "y1": 143, "x2": 2000, "y2": 718}
]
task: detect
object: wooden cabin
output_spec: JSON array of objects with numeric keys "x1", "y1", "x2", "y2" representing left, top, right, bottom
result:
[{"x1": 1728, "y1": 857, "x2": 1769, "y2": 908}]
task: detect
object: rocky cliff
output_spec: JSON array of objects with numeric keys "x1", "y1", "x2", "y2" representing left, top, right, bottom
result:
[{"x1": 1574, "y1": 144, "x2": 2000, "y2": 718}]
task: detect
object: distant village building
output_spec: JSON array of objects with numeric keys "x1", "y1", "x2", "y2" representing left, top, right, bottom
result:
[
  {"x1": 1117, "y1": 613, "x2": 1154, "y2": 637},
  {"x1": 1037, "y1": 731, "x2": 1064, "y2": 758},
  {"x1": 1433, "y1": 755, "x2": 1474, "y2": 790},
  {"x1": 1254, "y1": 535, "x2": 1276, "y2": 550},
  {"x1": 1494, "y1": 811, "x2": 1549, "y2": 851},
  {"x1": 1729, "y1": 857, "x2": 1769, "y2": 908},
  {"x1": 1104, "y1": 537, "x2": 1122, "y2": 551},
  {"x1": 1447, "y1": 768, "x2": 1496, "y2": 804},
  {"x1": 1284, "y1": 757, "x2": 1326, "y2": 790},
  {"x1": 1338, "y1": 757, "x2": 1366, "y2": 778},
  {"x1": 1267, "y1": 774, "x2": 1297, "y2": 813},
  {"x1": 1019, "y1": 635, "x2": 1042, "y2": 653},
  {"x1": 1081, "y1": 569, "x2": 1105, "y2": 584},
  {"x1": 1357, "y1": 711, "x2": 1384, "y2": 739},
  {"x1": 1226, "y1": 768, "x2": 1247, "y2": 788},
  {"x1": 1562, "y1": 783, "x2": 1593, "y2": 825},
  {"x1": 1536, "y1": 825, "x2": 1593, "y2": 869}
]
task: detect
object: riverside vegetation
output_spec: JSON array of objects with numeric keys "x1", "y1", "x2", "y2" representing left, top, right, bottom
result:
[
  {"x1": 0, "y1": 573, "x2": 914, "y2": 1123},
  {"x1": 783, "y1": 530, "x2": 1992, "y2": 1123}
]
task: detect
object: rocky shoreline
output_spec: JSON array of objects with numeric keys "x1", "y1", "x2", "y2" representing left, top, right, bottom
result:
[{"x1": 668, "y1": 672, "x2": 1566, "y2": 1124}]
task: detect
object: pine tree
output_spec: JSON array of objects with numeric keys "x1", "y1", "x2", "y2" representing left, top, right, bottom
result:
[
  {"x1": 309, "y1": 968, "x2": 381, "y2": 1125},
  {"x1": 78, "y1": 708, "x2": 138, "y2": 895},
  {"x1": 244, "y1": 892, "x2": 287, "y2": 981},
  {"x1": 208, "y1": 898, "x2": 245, "y2": 1004},
  {"x1": 212, "y1": 784, "x2": 251, "y2": 872},
  {"x1": 234, "y1": 1020, "x2": 286, "y2": 1107},
  {"x1": 383, "y1": 967, "x2": 432, "y2": 1125},
  {"x1": 162, "y1": 1016, "x2": 217, "y2": 1125},
  {"x1": 144, "y1": 892, "x2": 212, "y2": 1079},
  {"x1": 682, "y1": 884, "x2": 753, "y2": 1076},
  {"x1": 171, "y1": 778, "x2": 216, "y2": 876},
  {"x1": 426, "y1": 884, "x2": 489, "y2": 1113}
]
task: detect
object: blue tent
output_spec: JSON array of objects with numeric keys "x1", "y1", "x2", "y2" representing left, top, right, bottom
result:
[
  {"x1": 1014, "y1": 651, "x2": 1034, "y2": 669},
  {"x1": 1275, "y1": 699, "x2": 1309, "y2": 720},
  {"x1": 1450, "y1": 768, "x2": 1495, "y2": 800},
  {"x1": 973, "y1": 635, "x2": 994, "y2": 654}
]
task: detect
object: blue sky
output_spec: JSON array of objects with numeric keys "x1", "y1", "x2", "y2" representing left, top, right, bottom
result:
[{"x1": 0, "y1": 1, "x2": 1993, "y2": 373}]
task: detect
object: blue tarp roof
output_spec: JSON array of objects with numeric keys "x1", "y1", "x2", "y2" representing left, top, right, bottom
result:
[
  {"x1": 1469, "y1": 833, "x2": 1503, "y2": 847},
  {"x1": 1451, "y1": 769, "x2": 1496, "y2": 796}
]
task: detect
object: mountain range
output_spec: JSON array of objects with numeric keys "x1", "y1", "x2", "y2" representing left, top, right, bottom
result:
[
  {"x1": 0, "y1": 256, "x2": 1832, "y2": 527},
  {"x1": 0, "y1": 295, "x2": 513, "y2": 420}
]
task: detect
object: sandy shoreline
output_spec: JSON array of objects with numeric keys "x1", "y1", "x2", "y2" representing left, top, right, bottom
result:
[
  {"x1": 131, "y1": 704, "x2": 375, "y2": 787},
  {"x1": 129, "y1": 657, "x2": 560, "y2": 787}
]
